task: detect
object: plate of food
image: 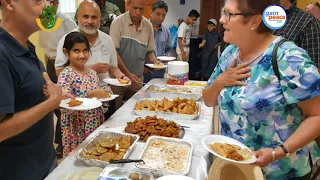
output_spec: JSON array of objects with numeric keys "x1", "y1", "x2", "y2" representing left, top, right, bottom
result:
[
  {"x1": 145, "y1": 62, "x2": 167, "y2": 69},
  {"x1": 103, "y1": 78, "x2": 131, "y2": 87},
  {"x1": 60, "y1": 98, "x2": 102, "y2": 111},
  {"x1": 88, "y1": 89, "x2": 119, "y2": 102},
  {"x1": 157, "y1": 56, "x2": 176, "y2": 61},
  {"x1": 201, "y1": 135, "x2": 256, "y2": 164},
  {"x1": 124, "y1": 116, "x2": 185, "y2": 142}
]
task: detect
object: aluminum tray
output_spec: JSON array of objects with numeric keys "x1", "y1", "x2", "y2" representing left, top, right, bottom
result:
[
  {"x1": 135, "y1": 136, "x2": 193, "y2": 177},
  {"x1": 97, "y1": 166, "x2": 155, "y2": 180},
  {"x1": 133, "y1": 98, "x2": 201, "y2": 120},
  {"x1": 76, "y1": 131, "x2": 139, "y2": 168},
  {"x1": 145, "y1": 84, "x2": 204, "y2": 101}
]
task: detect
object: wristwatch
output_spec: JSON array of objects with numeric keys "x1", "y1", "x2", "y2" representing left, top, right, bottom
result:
[{"x1": 279, "y1": 144, "x2": 291, "y2": 157}]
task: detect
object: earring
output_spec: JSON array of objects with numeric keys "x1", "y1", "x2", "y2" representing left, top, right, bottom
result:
[{"x1": 251, "y1": 27, "x2": 254, "y2": 30}]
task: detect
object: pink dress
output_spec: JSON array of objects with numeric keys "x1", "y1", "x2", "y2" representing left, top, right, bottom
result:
[{"x1": 58, "y1": 67, "x2": 105, "y2": 157}]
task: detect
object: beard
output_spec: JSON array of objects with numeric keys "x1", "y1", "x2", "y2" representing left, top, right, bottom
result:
[{"x1": 79, "y1": 24, "x2": 99, "y2": 35}]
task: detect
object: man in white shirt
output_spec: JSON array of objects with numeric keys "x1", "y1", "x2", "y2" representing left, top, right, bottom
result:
[
  {"x1": 38, "y1": 0, "x2": 77, "y2": 159},
  {"x1": 176, "y1": 9, "x2": 199, "y2": 61},
  {"x1": 55, "y1": 0, "x2": 128, "y2": 83}
]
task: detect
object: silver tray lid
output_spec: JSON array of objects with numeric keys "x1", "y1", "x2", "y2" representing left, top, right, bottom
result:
[{"x1": 76, "y1": 131, "x2": 140, "y2": 168}]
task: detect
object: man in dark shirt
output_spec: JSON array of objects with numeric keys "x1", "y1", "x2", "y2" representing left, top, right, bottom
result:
[
  {"x1": 0, "y1": 1, "x2": 63, "y2": 179},
  {"x1": 273, "y1": 0, "x2": 320, "y2": 68}
]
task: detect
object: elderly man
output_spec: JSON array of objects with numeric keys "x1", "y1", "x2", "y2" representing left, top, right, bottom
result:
[
  {"x1": 0, "y1": 0, "x2": 63, "y2": 179},
  {"x1": 143, "y1": 0, "x2": 172, "y2": 83},
  {"x1": 39, "y1": 0, "x2": 77, "y2": 158},
  {"x1": 95, "y1": 0, "x2": 121, "y2": 34},
  {"x1": 110, "y1": 0, "x2": 160, "y2": 110},
  {"x1": 273, "y1": 0, "x2": 320, "y2": 68},
  {"x1": 55, "y1": 0, "x2": 128, "y2": 84}
]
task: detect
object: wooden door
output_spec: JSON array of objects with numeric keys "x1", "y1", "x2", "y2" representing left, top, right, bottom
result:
[
  {"x1": 199, "y1": 0, "x2": 223, "y2": 35},
  {"x1": 125, "y1": 0, "x2": 158, "y2": 19}
]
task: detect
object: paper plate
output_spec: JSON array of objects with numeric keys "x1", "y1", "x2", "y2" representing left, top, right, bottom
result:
[
  {"x1": 157, "y1": 56, "x2": 176, "y2": 61},
  {"x1": 201, "y1": 135, "x2": 257, "y2": 164},
  {"x1": 145, "y1": 63, "x2": 167, "y2": 69},
  {"x1": 60, "y1": 98, "x2": 102, "y2": 111},
  {"x1": 103, "y1": 78, "x2": 131, "y2": 87},
  {"x1": 96, "y1": 94, "x2": 119, "y2": 102},
  {"x1": 157, "y1": 175, "x2": 195, "y2": 180}
]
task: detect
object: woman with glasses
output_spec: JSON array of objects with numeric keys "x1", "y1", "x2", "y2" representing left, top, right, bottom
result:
[{"x1": 203, "y1": 0, "x2": 320, "y2": 179}]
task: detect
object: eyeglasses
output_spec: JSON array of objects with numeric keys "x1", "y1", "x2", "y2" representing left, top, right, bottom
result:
[{"x1": 222, "y1": 8, "x2": 256, "y2": 21}]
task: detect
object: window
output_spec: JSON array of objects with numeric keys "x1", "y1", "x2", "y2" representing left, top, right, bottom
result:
[{"x1": 58, "y1": 0, "x2": 76, "y2": 14}]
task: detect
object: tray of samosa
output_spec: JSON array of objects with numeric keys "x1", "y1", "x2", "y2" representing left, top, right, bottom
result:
[{"x1": 133, "y1": 97, "x2": 200, "y2": 120}]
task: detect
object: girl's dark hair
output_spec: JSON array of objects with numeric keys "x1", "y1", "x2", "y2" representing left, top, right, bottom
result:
[
  {"x1": 237, "y1": 0, "x2": 275, "y2": 34},
  {"x1": 63, "y1": 32, "x2": 91, "y2": 66}
]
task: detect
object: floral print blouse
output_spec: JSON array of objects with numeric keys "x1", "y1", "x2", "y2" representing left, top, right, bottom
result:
[{"x1": 208, "y1": 37, "x2": 320, "y2": 179}]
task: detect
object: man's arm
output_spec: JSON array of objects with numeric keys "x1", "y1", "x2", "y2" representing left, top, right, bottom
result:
[
  {"x1": 113, "y1": 4, "x2": 121, "y2": 16},
  {"x1": 146, "y1": 52, "x2": 158, "y2": 64},
  {"x1": 301, "y1": 19, "x2": 320, "y2": 68},
  {"x1": 0, "y1": 72, "x2": 62, "y2": 143},
  {"x1": 0, "y1": 98, "x2": 59, "y2": 143}
]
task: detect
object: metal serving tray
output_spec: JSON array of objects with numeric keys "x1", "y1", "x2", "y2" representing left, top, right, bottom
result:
[{"x1": 76, "y1": 131, "x2": 139, "y2": 168}]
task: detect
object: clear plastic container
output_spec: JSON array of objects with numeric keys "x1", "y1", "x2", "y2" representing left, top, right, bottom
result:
[{"x1": 97, "y1": 167, "x2": 154, "y2": 180}]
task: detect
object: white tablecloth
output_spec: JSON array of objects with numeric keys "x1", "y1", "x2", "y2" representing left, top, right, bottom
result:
[{"x1": 45, "y1": 79, "x2": 214, "y2": 180}]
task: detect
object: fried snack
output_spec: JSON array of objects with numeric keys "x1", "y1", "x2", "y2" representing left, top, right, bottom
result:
[
  {"x1": 117, "y1": 78, "x2": 129, "y2": 84},
  {"x1": 88, "y1": 89, "x2": 111, "y2": 99},
  {"x1": 124, "y1": 116, "x2": 180, "y2": 142},
  {"x1": 153, "y1": 62, "x2": 164, "y2": 67},
  {"x1": 67, "y1": 99, "x2": 83, "y2": 107},
  {"x1": 134, "y1": 98, "x2": 198, "y2": 115},
  {"x1": 209, "y1": 143, "x2": 252, "y2": 161},
  {"x1": 80, "y1": 136, "x2": 132, "y2": 162}
]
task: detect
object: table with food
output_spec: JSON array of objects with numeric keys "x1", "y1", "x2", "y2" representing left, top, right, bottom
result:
[{"x1": 45, "y1": 78, "x2": 221, "y2": 180}]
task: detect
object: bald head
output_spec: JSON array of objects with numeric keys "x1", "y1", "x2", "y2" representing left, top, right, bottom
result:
[{"x1": 77, "y1": 0, "x2": 101, "y2": 35}]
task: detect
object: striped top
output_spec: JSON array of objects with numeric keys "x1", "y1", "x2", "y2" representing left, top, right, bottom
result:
[
  {"x1": 152, "y1": 21, "x2": 172, "y2": 57},
  {"x1": 272, "y1": 5, "x2": 320, "y2": 68},
  {"x1": 110, "y1": 12, "x2": 155, "y2": 76}
]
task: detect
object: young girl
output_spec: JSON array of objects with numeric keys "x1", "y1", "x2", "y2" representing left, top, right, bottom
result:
[{"x1": 58, "y1": 32, "x2": 107, "y2": 157}]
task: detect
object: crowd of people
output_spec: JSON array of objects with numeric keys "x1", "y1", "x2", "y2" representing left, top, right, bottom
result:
[{"x1": 0, "y1": 0, "x2": 319, "y2": 179}]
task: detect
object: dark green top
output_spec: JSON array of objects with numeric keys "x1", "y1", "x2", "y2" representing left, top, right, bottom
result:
[{"x1": 100, "y1": 1, "x2": 121, "y2": 35}]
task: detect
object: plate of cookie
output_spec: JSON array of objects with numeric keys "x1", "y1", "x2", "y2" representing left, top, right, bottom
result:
[
  {"x1": 60, "y1": 98, "x2": 102, "y2": 111},
  {"x1": 104, "y1": 78, "x2": 131, "y2": 87},
  {"x1": 201, "y1": 135, "x2": 257, "y2": 164}
]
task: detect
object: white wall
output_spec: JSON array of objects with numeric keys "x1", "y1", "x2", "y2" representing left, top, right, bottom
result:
[{"x1": 162, "y1": 0, "x2": 200, "y2": 34}]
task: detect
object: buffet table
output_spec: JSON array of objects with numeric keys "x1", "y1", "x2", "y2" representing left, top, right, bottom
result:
[{"x1": 45, "y1": 78, "x2": 214, "y2": 180}]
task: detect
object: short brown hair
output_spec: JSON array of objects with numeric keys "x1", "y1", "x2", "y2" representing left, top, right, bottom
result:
[{"x1": 237, "y1": 0, "x2": 278, "y2": 33}]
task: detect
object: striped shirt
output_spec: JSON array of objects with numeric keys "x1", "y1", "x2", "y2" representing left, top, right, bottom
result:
[
  {"x1": 272, "y1": 6, "x2": 320, "y2": 67},
  {"x1": 152, "y1": 22, "x2": 172, "y2": 57},
  {"x1": 110, "y1": 12, "x2": 154, "y2": 76}
]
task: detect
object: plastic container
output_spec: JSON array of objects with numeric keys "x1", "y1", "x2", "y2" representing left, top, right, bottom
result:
[{"x1": 166, "y1": 61, "x2": 189, "y2": 85}]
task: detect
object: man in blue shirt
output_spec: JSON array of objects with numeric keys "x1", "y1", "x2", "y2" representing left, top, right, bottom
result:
[
  {"x1": 0, "y1": 1, "x2": 64, "y2": 179},
  {"x1": 143, "y1": 0, "x2": 172, "y2": 83}
]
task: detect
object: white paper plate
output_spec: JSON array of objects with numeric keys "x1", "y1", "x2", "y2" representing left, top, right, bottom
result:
[
  {"x1": 145, "y1": 63, "x2": 167, "y2": 69},
  {"x1": 157, "y1": 175, "x2": 195, "y2": 180},
  {"x1": 201, "y1": 135, "x2": 257, "y2": 164},
  {"x1": 103, "y1": 78, "x2": 131, "y2": 87},
  {"x1": 157, "y1": 56, "x2": 176, "y2": 61},
  {"x1": 60, "y1": 98, "x2": 102, "y2": 111},
  {"x1": 95, "y1": 94, "x2": 119, "y2": 102}
]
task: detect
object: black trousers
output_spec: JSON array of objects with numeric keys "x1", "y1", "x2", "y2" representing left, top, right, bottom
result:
[{"x1": 47, "y1": 59, "x2": 62, "y2": 146}]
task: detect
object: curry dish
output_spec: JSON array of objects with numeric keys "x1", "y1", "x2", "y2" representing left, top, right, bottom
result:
[{"x1": 124, "y1": 116, "x2": 180, "y2": 142}]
